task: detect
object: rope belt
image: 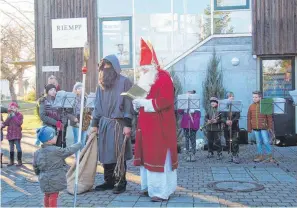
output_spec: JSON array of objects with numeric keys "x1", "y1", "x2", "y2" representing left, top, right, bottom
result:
[{"x1": 101, "y1": 116, "x2": 127, "y2": 181}]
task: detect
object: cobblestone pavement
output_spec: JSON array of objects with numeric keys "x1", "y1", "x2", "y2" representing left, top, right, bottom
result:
[{"x1": 1, "y1": 134, "x2": 297, "y2": 207}]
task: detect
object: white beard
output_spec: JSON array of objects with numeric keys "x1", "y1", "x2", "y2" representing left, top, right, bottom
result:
[{"x1": 137, "y1": 68, "x2": 158, "y2": 94}]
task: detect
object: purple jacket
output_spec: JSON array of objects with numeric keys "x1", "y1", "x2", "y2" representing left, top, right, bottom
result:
[
  {"x1": 3, "y1": 112, "x2": 23, "y2": 140},
  {"x1": 178, "y1": 110, "x2": 201, "y2": 130}
]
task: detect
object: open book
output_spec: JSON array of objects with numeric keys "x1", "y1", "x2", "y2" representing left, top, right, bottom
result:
[{"x1": 121, "y1": 84, "x2": 148, "y2": 99}]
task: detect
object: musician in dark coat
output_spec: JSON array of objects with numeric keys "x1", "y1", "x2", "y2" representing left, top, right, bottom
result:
[
  {"x1": 222, "y1": 92, "x2": 241, "y2": 164},
  {"x1": 204, "y1": 97, "x2": 223, "y2": 160}
]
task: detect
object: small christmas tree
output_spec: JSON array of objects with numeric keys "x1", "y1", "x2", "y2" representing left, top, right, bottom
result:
[{"x1": 202, "y1": 50, "x2": 225, "y2": 114}]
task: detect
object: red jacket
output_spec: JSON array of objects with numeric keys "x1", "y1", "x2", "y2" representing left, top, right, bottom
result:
[
  {"x1": 134, "y1": 70, "x2": 178, "y2": 172},
  {"x1": 3, "y1": 112, "x2": 23, "y2": 140}
]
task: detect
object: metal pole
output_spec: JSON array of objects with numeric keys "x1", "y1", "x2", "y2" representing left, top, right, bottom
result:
[{"x1": 73, "y1": 42, "x2": 89, "y2": 208}]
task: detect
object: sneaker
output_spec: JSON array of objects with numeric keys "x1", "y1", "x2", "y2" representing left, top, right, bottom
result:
[
  {"x1": 253, "y1": 155, "x2": 264, "y2": 162},
  {"x1": 217, "y1": 153, "x2": 223, "y2": 160},
  {"x1": 228, "y1": 155, "x2": 233, "y2": 162},
  {"x1": 207, "y1": 152, "x2": 214, "y2": 158},
  {"x1": 94, "y1": 182, "x2": 114, "y2": 191}
]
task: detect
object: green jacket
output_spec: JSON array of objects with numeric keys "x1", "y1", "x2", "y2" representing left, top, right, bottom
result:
[{"x1": 33, "y1": 143, "x2": 81, "y2": 193}]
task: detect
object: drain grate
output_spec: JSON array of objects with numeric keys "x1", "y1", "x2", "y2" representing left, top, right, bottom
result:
[{"x1": 207, "y1": 180, "x2": 265, "y2": 192}]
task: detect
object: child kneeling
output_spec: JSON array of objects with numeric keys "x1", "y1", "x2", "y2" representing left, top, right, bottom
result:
[{"x1": 33, "y1": 126, "x2": 82, "y2": 207}]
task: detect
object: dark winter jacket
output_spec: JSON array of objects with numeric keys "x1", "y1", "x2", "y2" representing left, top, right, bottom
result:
[
  {"x1": 33, "y1": 142, "x2": 82, "y2": 193},
  {"x1": 38, "y1": 96, "x2": 76, "y2": 128},
  {"x1": 204, "y1": 107, "x2": 222, "y2": 132}
]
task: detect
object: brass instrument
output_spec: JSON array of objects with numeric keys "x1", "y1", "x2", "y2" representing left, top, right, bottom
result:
[{"x1": 200, "y1": 113, "x2": 221, "y2": 131}]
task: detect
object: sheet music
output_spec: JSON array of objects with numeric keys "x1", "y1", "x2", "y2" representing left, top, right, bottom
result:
[{"x1": 177, "y1": 94, "x2": 200, "y2": 110}]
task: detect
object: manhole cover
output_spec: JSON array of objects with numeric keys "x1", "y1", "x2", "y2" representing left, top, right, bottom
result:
[{"x1": 207, "y1": 181, "x2": 265, "y2": 192}]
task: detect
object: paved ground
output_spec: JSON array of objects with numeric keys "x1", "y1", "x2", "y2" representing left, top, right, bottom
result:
[{"x1": 1, "y1": 133, "x2": 297, "y2": 207}]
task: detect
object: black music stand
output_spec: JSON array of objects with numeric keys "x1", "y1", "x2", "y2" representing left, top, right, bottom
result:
[
  {"x1": 53, "y1": 91, "x2": 76, "y2": 148},
  {"x1": 218, "y1": 99, "x2": 242, "y2": 155},
  {"x1": 258, "y1": 98, "x2": 286, "y2": 166},
  {"x1": 177, "y1": 94, "x2": 200, "y2": 154}
]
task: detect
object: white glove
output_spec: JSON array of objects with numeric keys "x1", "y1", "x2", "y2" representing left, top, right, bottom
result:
[
  {"x1": 133, "y1": 99, "x2": 147, "y2": 107},
  {"x1": 132, "y1": 99, "x2": 155, "y2": 113},
  {"x1": 133, "y1": 102, "x2": 139, "y2": 112}
]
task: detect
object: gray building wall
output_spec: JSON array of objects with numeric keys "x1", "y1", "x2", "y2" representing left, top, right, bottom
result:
[{"x1": 171, "y1": 36, "x2": 257, "y2": 129}]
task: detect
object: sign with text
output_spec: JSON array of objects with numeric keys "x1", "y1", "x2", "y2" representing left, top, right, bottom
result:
[
  {"x1": 52, "y1": 18, "x2": 87, "y2": 48},
  {"x1": 42, "y1": 66, "x2": 59, "y2": 72}
]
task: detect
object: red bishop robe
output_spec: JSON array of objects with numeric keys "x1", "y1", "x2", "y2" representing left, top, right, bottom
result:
[{"x1": 134, "y1": 69, "x2": 178, "y2": 172}]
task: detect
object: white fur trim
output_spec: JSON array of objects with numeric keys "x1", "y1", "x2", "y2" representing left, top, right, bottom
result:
[
  {"x1": 140, "y1": 64, "x2": 157, "y2": 71},
  {"x1": 143, "y1": 99, "x2": 156, "y2": 112}
]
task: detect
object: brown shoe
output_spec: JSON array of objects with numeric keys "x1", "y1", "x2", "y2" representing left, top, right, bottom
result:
[
  {"x1": 140, "y1": 191, "x2": 149, "y2": 197},
  {"x1": 253, "y1": 155, "x2": 263, "y2": 162},
  {"x1": 151, "y1": 196, "x2": 168, "y2": 202},
  {"x1": 267, "y1": 154, "x2": 274, "y2": 162}
]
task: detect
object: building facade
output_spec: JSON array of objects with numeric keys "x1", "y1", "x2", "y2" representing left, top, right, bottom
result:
[{"x1": 35, "y1": 0, "x2": 297, "y2": 136}]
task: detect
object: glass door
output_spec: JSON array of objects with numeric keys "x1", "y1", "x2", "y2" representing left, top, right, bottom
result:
[{"x1": 260, "y1": 57, "x2": 295, "y2": 98}]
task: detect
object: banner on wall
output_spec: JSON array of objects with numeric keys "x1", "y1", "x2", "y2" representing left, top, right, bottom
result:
[{"x1": 52, "y1": 18, "x2": 87, "y2": 48}]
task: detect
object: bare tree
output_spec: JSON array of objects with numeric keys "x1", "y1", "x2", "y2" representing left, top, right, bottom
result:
[
  {"x1": 0, "y1": 0, "x2": 34, "y2": 100},
  {"x1": 1, "y1": 24, "x2": 34, "y2": 101}
]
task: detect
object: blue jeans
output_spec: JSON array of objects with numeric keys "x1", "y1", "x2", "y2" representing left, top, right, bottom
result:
[
  {"x1": 72, "y1": 127, "x2": 87, "y2": 148},
  {"x1": 253, "y1": 130, "x2": 271, "y2": 155},
  {"x1": 9, "y1": 139, "x2": 22, "y2": 152}
]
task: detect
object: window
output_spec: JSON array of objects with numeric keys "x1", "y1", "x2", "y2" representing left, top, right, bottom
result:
[
  {"x1": 213, "y1": 10, "x2": 251, "y2": 34},
  {"x1": 261, "y1": 58, "x2": 295, "y2": 98},
  {"x1": 99, "y1": 17, "x2": 133, "y2": 68},
  {"x1": 214, "y1": 0, "x2": 250, "y2": 11}
]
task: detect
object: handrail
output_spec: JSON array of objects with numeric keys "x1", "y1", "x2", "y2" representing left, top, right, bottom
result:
[{"x1": 164, "y1": 33, "x2": 252, "y2": 70}]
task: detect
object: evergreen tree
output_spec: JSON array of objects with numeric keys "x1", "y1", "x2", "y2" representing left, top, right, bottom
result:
[{"x1": 202, "y1": 50, "x2": 225, "y2": 114}]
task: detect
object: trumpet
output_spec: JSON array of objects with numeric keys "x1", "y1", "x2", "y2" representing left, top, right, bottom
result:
[{"x1": 200, "y1": 113, "x2": 221, "y2": 131}]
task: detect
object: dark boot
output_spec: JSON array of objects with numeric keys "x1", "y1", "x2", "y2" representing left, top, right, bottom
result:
[
  {"x1": 113, "y1": 179, "x2": 127, "y2": 194},
  {"x1": 113, "y1": 162, "x2": 127, "y2": 194},
  {"x1": 95, "y1": 182, "x2": 114, "y2": 191},
  {"x1": 16, "y1": 152, "x2": 22, "y2": 167},
  {"x1": 7, "y1": 152, "x2": 14, "y2": 166},
  {"x1": 95, "y1": 163, "x2": 115, "y2": 191}
]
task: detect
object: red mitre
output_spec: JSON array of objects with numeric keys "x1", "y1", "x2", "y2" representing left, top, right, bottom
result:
[{"x1": 139, "y1": 38, "x2": 160, "y2": 68}]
